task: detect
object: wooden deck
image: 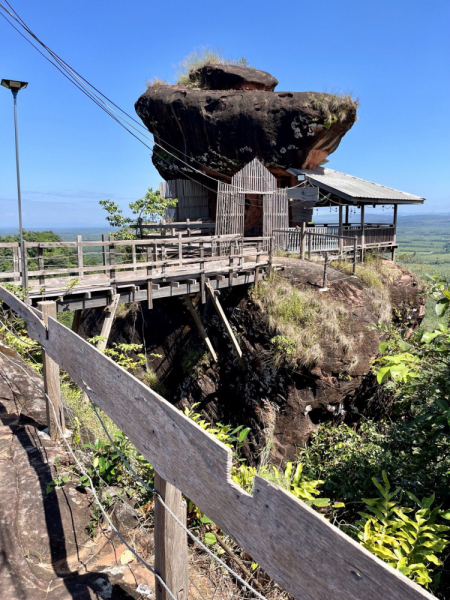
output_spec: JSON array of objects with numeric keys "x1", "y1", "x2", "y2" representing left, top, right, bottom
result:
[{"x1": 0, "y1": 234, "x2": 271, "y2": 311}]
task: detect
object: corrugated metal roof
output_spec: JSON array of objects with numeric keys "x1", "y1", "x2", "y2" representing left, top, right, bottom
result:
[{"x1": 287, "y1": 168, "x2": 425, "y2": 204}]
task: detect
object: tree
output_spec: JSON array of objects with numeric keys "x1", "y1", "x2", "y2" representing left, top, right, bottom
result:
[{"x1": 99, "y1": 188, "x2": 178, "y2": 240}]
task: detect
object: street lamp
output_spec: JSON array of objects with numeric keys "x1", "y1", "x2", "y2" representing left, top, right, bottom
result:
[{"x1": 1, "y1": 79, "x2": 29, "y2": 290}]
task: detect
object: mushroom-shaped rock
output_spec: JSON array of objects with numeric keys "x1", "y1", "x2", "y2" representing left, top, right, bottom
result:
[{"x1": 135, "y1": 66, "x2": 358, "y2": 183}]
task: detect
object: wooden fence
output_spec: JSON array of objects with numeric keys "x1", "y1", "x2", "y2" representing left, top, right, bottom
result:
[
  {"x1": 0, "y1": 283, "x2": 433, "y2": 600},
  {"x1": 140, "y1": 219, "x2": 215, "y2": 239},
  {"x1": 0, "y1": 235, "x2": 267, "y2": 290},
  {"x1": 274, "y1": 224, "x2": 396, "y2": 256}
]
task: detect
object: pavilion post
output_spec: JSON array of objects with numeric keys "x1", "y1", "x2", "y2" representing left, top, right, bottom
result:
[
  {"x1": 392, "y1": 204, "x2": 398, "y2": 261},
  {"x1": 338, "y1": 204, "x2": 344, "y2": 254},
  {"x1": 360, "y1": 204, "x2": 366, "y2": 261},
  {"x1": 300, "y1": 222, "x2": 306, "y2": 260}
]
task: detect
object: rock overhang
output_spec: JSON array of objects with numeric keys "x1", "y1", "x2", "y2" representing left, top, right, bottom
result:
[{"x1": 135, "y1": 66, "x2": 358, "y2": 183}]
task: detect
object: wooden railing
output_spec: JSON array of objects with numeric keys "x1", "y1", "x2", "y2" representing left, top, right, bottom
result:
[
  {"x1": 0, "y1": 284, "x2": 432, "y2": 600},
  {"x1": 274, "y1": 224, "x2": 396, "y2": 256},
  {"x1": 0, "y1": 235, "x2": 269, "y2": 288},
  {"x1": 140, "y1": 219, "x2": 215, "y2": 238}
]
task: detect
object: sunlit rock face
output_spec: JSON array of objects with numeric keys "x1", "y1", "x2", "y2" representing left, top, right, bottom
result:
[{"x1": 135, "y1": 65, "x2": 358, "y2": 184}]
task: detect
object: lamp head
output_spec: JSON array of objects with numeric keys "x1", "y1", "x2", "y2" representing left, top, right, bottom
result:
[{"x1": 1, "y1": 79, "x2": 28, "y2": 95}]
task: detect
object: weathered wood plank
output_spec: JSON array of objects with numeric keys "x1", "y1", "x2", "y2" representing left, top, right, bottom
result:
[
  {"x1": 154, "y1": 472, "x2": 189, "y2": 600},
  {"x1": 206, "y1": 283, "x2": 244, "y2": 367},
  {"x1": 184, "y1": 295, "x2": 218, "y2": 363},
  {"x1": 0, "y1": 285, "x2": 46, "y2": 343},
  {"x1": 36, "y1": 316, "x2": 433, "y2": 600},
  {"x1": 97, "y1": 294, "x2": 120, "y2": 351},
  {"x1": 38, "y1": 301, "x2": 65, "y2": 440}
]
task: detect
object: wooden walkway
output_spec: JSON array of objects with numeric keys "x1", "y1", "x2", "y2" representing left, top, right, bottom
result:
[{"x1": 0, "y1": 235, "x2": 271, "y2": 311}]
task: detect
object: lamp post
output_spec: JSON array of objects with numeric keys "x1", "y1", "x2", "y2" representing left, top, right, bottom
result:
[{"x1": 1, "y1": 79, "x2": 29, "y2": 290}]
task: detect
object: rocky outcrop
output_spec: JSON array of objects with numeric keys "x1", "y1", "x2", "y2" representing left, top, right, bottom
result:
[
  {"x1": 79, "y1": 260, "x2": 424, "y2": 464},
  {"x1": 191, "y1": 64, "x2": 279, "y2": 91},
  {"x1": 135, "y1": 66, "x2": 358, "y2": 183}
]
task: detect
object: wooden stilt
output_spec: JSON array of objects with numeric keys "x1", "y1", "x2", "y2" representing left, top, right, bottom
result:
[
  {"x1": 97, "y1": 294, "x2": 120, "y2": 351},
  {"x1": 206, "y1": 283, "x2": 245, "y2": 368},
  {"x1": 154, "y1": 472, "x2": 189, "y2": 600},
  {"x1": 72, "y1": 309, "x2": 82, "y2": 334},
  {"x1": 147, "y1": 280, "x2": 153, "y2": 310},
  {"x1": 184, "y1": 295, "x2": 218, "y2": 363},
  {"x1": 38, "y1": 301, "x2": 65, "y2": 440}
]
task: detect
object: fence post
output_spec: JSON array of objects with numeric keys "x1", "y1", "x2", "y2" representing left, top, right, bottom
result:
[
  {"x1": 38, "y1": 301, "x2": 65, "y2": 441},
  {"x1": 22, "y1": 241, "x2": 28, "y2": 292},
  {"x1": 13, "y1": 246, "x2": 20, "y2": 282},
  {"x1": 321, "y1": 252, "x2": 329, "y2": 290},
  {"x1": 300, "y1": 222, "x2": 306, "y2": 259},
  {"x1": 353, "y1": 237, "x2": 357, "y2": 275},
  {"x1": 76, "y1": 235, "x2": 84, "y2": 279},
  {"x1": 308, "y1": 232, "x2": 312, "y2": 260},
  {"x1": 108, "y1": 234, "x2": 115, "y2": 282},
  {"x1": 38, "y1": 245, "x2": 45, "y2": 286},
  {"x1": 154, "y1": 472, "x2": 189, "y2": 600},
  {"x1": 102, "y1": 234, "x2": 107, "y2": 275}
]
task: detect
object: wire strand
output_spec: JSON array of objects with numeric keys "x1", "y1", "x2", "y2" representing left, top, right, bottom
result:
[{"x1": 0, "y1": 349, "x2": 178, "y2": 600}]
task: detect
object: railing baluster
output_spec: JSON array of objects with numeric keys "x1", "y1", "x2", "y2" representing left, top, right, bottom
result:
[
  {"x1": 76, "y1": 235, "x2": 84, "y2": 279},
  {"x1": 102, "y1": 234, "x2": 107, "y2": 275},
  {"x1": 38, "y1": 245, "x2": 45, "y2": 286},
  {"x1": 109, "y1": 234, "x2": 115, "y2": 282}
]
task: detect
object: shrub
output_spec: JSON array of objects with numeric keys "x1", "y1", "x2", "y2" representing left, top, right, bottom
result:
[
  {"x1": 175, "y1": 47, "x2": 249, "y2": 88},
  {"x1": 357, "y1": 472, "x2": 450, "y2": 589},
  {"x1": 251, "y1": 273, "x2": 354, "y2": 367}
]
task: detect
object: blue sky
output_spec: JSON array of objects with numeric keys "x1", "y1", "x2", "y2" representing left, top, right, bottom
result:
[{"x1": 0, "y1": 0, "x2": 449, "y2": 230}]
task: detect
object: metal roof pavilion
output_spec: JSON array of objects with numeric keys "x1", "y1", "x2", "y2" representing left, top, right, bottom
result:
[{"x1": 287, "y1": 167, "x2": 425, "y2": 205}]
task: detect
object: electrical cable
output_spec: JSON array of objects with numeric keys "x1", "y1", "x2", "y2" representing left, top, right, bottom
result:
[{"x1": 0, "y1": 2, "x2": 231, "y2": 187}]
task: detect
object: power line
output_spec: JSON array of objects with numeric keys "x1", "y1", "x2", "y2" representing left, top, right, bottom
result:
[{"x1": 0, "y1": 2, "x2": 231, "y2": 188}]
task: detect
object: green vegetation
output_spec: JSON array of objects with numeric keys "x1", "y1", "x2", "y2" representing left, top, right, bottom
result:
[
  {"x1": 251, "y1": 272, "x2": 355, "y2": 367},
  {"x1": 357, "y1": 472, "x2": 448, "y2": 589},
  {"x1": 306, "y1": 92, "x2": 359, "y2": 127},
  {"x1": 396, "y1": 214, "x2": 450, "y2": 330},
  {"x1": 99, "y1": 187, "x2": 178, "y2": 240},
  {"x1": 0, "y1": 230, "x2": 102, "y2": 276},
  {"x1": 174, "y1": 47, "x2": 249, "y2": 88},
  {"x1": 298, "y1": 278, "x2": 450, "y2": 592}
]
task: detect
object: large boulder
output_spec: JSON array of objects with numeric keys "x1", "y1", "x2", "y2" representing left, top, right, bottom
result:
[
  {"x1": 135, "y1": 66, "x2": 358, "y2": 183},
  {"x1": 191, "y1": 64, "x2": 279, "y2": 91}
]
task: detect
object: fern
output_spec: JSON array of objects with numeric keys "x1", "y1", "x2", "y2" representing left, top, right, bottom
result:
[{"x1": 357, "y1": 471, "x2": 450, "y2": 588}]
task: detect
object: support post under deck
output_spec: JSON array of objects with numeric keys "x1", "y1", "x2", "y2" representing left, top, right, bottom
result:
[
  {"x1": 206, "y1": 283, "x2": 245, "y2": 369},
  {"x1": 184, "y1": 295, "x2": 218, "y2": 363}
]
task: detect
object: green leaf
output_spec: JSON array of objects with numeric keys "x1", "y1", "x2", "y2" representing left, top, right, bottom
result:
[
  {"x1": 377, "y1": 366, "x2": 391, "y2": 384},
  {"x1": 312, "y1": 498, "x2": 330, "y2": 508},
  {"x1": 204, "y1": 532, "x2": 217, "y2": 545},
  {"x1": 436, "y1": 297, "x2": 449, "y2": 317},
  {"x1": 421, "y1": 331, "x2": 442, "y2": 344},
  {"x1": 200, "y1": 516, "x2": 213, "y2": 524},
  {"x1": 379, "y1": 341, "x2": 388, "y2": 354}
]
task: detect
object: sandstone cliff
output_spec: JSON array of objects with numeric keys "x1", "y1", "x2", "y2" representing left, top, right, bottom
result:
[{"x1": 80, "y1": 259, "x2": 424, "y2": 463}]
